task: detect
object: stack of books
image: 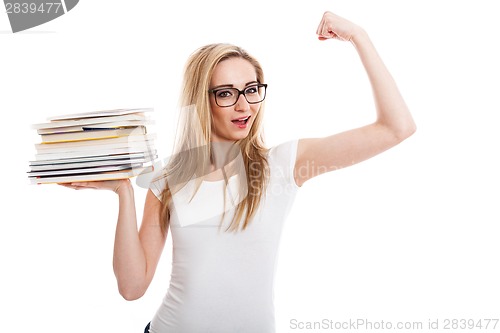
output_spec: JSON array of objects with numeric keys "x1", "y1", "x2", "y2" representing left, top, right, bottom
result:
[{"x1": 28, "y1": 108, "x2": 157, "y2": 184}]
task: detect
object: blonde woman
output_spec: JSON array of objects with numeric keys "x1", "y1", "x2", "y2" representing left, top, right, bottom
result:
[{"x1": 62, "y1": 11, "x2": 415, "y2": 333}]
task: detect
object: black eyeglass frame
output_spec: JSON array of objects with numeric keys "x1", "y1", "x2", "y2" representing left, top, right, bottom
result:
[{"x1": 208, "y1": 83, "x2": 268, "y2": 107}]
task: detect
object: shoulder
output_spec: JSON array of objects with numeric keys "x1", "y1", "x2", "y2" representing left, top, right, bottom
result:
[{"x1": 267, "y1": 139, "x2": 299, "y2": 164}]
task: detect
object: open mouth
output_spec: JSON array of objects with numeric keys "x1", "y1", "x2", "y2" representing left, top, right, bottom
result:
[{"x1": 231, "y1": 115, "x2": 251, "y2": 126}]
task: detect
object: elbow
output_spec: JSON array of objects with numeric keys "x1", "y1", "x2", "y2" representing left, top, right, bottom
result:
[
  {"x1": 378, "y1": 110, "x2": 417, "y2": 143},
  {"x1": 388, "y1": 115, "x2": 417, "y2": 143},
  {"x1": 120, "y1": 289, "x2": 145, "y2": 301},
  {"x1": 396, "y1": 120, "x2": 417, "y2": 142},
  {"x1": 118, "y1": 283, "x2": 147, "y2": 301}
]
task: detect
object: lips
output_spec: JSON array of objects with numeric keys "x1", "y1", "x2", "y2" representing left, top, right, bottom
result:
[{"x1": 231, "y1": 115, "x2": 251, "y2": 126}]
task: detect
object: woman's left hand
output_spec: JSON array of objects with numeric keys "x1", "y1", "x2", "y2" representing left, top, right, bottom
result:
[{"x1": 316, "y1": 11, "x2": 362, "y2": 42}]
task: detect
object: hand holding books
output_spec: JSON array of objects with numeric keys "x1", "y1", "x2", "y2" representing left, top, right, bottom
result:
[{"x1": 58, "y1": 178, "x2": 132, "y2": 193}]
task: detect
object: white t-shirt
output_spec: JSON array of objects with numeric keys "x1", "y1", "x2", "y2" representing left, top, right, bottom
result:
[{"x1": 148, "y1": 140, "x2": 299, "y2": 333}]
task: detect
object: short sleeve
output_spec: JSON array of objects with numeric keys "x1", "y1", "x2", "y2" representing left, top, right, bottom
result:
[
  {"x1": 134, "y1": 165, "x2": 166, "y2": 201},
  {"x1": 267, "y1": 139, "x2": 299, "y2": 189}
]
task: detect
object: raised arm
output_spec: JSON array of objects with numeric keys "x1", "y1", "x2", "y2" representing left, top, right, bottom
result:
[
  {"x1": 61, "y1": 180, "x2": 167, "y2": 300},
  {"x1": 294, "y1": 11, "x2": 416, "y2": 187}
]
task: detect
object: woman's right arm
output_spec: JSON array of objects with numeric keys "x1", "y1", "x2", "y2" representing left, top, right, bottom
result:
[
  {"x1": 113, "y1": 181, "x2": 167, "y2": 300},
  {"x1": 62, "y1": 179, "x2": 167, "y2": 300}
]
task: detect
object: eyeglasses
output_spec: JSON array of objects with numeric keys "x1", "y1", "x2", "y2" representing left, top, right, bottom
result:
[{"x1": 208, "y1": 83, "x2": 267, "y2": 107}]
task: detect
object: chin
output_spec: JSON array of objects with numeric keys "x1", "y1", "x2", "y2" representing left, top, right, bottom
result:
[
  {"x1": 235, "y1": 129, "x2": 253, "y2": 141},
  {"x1": 224, "y1": 134, "x2": 249, "y2": 142},
  {"x1": 222, "y1": 126, "x2": 252, "y2": 141}
]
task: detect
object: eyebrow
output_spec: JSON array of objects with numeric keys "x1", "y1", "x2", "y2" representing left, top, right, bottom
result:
[{"x1": 210, "y1": 81, "x2": 259, "y2": 90}]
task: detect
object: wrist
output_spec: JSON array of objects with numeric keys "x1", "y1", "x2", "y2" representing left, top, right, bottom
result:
[
  {"x1": 350, "y1": 27, "x2": 368, "y2": 45},
  {"x1": 115, "y1": 179, "x2": 133, "y2": 196}
]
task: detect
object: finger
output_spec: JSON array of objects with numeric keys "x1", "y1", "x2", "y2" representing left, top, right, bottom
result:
[
  {"x1": 320, "y1": 20, "x2": 329, "y2": 38},
  {"x1": 66, "y1": 182, "x2": 96, "y2": 189},
  {"x1": 57, "y1": 183, "x2": 80, "y2": 190},
  {"x1": 78, "y1": 181, "x2": 119, "y2": 190},
  {"x1": 323, "y1": 23, "x2": 336, "y2": 39},
  {"x1": 318, "y1": 16, "x2": 337, "y2": 40},
  {"x1": 58, "y1": 183, "x2": 82, "y2": 189},
  {"x1": 322, "y1": 20, "x2": 332, "y2": 38},
  {"x1": 316, "y1": 15, "x2": 325, "y2": 35}
]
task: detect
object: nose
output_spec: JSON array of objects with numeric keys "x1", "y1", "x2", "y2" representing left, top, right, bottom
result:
[{"x1": 234, "y1": 92, "x2": 250, "y2": 112}]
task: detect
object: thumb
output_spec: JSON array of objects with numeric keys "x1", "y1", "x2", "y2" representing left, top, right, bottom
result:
[{"x1": 317, "y1": 30, "x2": 342, "y2": 41}]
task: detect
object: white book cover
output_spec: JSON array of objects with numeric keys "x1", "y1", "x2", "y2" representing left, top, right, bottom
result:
[
  {"x1": 46, "y1": 108, "x2": 153, "y2": 121},
  {"x1": 32, "y1": 113, "x2": 150, "y2": 130}
]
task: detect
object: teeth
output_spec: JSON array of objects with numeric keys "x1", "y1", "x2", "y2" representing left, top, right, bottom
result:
[{"x1": 233, "y1": 116, "x2": 250, "y2": 122}]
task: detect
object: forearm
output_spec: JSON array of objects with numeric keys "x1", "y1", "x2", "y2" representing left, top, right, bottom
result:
[
  {"x1": 351, "y1": 29, "x2": 416, "y2": 138},
  {"x1": 112, "y1": 181, "x2": 147, "y2": 299}
]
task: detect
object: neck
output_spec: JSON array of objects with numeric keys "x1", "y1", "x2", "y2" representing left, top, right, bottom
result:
[{"x1": 210, "y1": 141, "x2": 239, "y2": 170}]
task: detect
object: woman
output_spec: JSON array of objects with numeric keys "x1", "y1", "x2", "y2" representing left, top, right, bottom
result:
[{"x1": 63, "y1": 11, "x2": 415, "y2": 333}]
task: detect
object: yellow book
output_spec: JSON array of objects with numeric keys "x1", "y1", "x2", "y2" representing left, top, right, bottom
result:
[{"x1": 40, "y1": 126, "x2": 147, "y2": 143}]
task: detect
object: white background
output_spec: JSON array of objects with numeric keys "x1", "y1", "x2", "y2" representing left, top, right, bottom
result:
[{"x1": 1, "y1": 1, "x2": 499, "y2": 332}]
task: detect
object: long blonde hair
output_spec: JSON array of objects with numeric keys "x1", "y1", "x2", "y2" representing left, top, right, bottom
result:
[{"x1": 158, "y1": 43, "x2": 269, "y2": 234}]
